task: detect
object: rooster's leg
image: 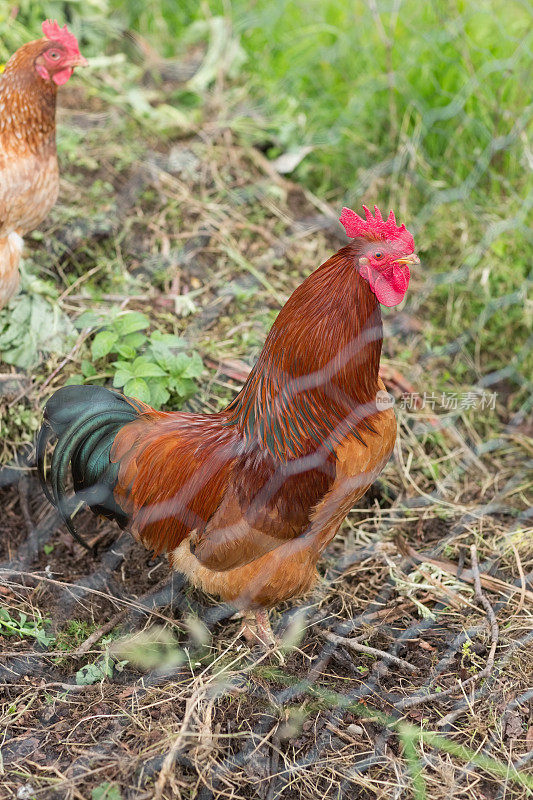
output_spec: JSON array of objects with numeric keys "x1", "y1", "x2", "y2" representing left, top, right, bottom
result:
[{"x1": 240, "y1": 609, "x2": 276, "y2": 648}]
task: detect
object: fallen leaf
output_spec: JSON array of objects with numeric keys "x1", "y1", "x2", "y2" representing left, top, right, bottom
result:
[
  {"x1": 503, "y1": 711, "x2": 523, "y2": 740},
  {"x1": 272, "y1": 146, "x2": 314, "y2": 175},
  {"x1": 525, "y1": 726, "x2": 533, "y2": 751}
]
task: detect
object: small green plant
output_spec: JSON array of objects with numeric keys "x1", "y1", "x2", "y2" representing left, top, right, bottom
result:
[
  {"x1": 111, "y1": 625, "x2": 185, "y2": 671},
  {"x1": 0, "y1": 403, "x2": 40, "y2": 446},
  {"x1": 0, "y1": 607, "x2": 54, "y2": 647},
  {"x1": 460, "y1": 636, "x2": 482, "y2": 674},
  {"x1": 0, "y1": 293, "x2": 76, "y2": 368},
  {"x1": 68, "y1": 310, "x2": 204, "y2": 408},
  {"x1": 76, "y1": 652, "x2": 128, "y2": 685},
  {"x1": 91, "y1": 782, "x2": 122, "y2": 800},
  {"x1": 56, "y1": 620, "x2": 98, "y2": 652},
  {"x1": 89, "y1": 310, "x2": 151, "y2": 362}
]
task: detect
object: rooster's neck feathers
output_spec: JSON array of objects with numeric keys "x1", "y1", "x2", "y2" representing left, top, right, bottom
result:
[
  {"x1": 225, "y1": 245, "x2": 382, "y2": 460},
  {"x1": 0, "y1": 42, "x2": 58, "y2": 153}
]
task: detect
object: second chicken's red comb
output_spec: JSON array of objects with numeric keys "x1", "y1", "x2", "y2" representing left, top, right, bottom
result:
[{"x1": 42, "y1": 20, "x2": 83, "y2": 61}]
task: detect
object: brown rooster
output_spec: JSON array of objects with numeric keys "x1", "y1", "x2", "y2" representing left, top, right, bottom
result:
[
  {"x1": 38, "y1": 206, "x2": 419, "y2": 643},
  {"x1": 0, "y1": 20, "x2": 87, "y2": 309}
]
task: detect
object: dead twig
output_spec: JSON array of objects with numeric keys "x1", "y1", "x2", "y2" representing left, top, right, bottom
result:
[
  {"x1": 436, "y1": 704, "x2": 470, "y2": 729},
  {"x1": 17, "y1": 475, "x2": 34, "y2": 536},
  {"x1": 510, "y1": 542, "x2": 527, "y2": 617},
  {"x1": 397, "y1": 545, "x2": 500, "y2": 710},
  {"x1": 400, "y1": 540, "x2": 533, "y2": 605},
  {"x1": 71, "y1": 607, "x2": 130, "y2": 658},
  {"x1": 37, "y1": 681, "x2": 101, "y2": 692},
  {"x1": 154, "y1": 690, "x2": 202, "y2": 800},
  {"x1": 321, "y1": 630, "x2": 420, "y2": 674},
  {"x1": 71, "y1": 574, "x2": 174, "y2": 657},
  {"x1": 470, "y1": 543, "x2": 499, "y2": 676}
]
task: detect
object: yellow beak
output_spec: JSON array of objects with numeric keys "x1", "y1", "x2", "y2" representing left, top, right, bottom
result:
[{"x1": 395, "y1": 254, "x2": 420, "y2": 266}]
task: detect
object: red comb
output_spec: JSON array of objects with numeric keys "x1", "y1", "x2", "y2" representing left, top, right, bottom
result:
[
  {"x1": 340, "y1": 205, "x2": 414, "y2": 250},
  {"x1": 42, "y1": 20, "x2": 82, "y2": 60}
]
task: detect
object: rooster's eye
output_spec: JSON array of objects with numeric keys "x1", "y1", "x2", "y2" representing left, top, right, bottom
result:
[
  {"x1": 374, "y1": 252, "x2": 383, "y2": 259},
  {"x1": 48, "y1": 51, "x2": 60, "y2": 60}
]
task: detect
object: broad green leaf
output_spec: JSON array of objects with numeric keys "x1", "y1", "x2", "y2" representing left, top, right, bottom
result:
[
  {"x1": 112, "y1": 370, "x2": 133, "y2": 388},
  {"x1": 34, "y1": 628, "x2": 55, "y2": 647},
  {"x1": 9, "y1": 295, "x2": 32, "y2": 325},
  {"x1": 149, "y1": 341, "x2": 176, "y2": 372},
  {"x1": 131, "y1": 357, "x2": 167, "y2": 378},
  {"x1": 150, "y1": 331, "x2": 187, "y2": 347},
  {"x1": 168, "y1": 351, "x2": 191, "y2": 374},
  {"x1": 124, "y1": 378, "x2": 151, "y2": 403},
  {"x1": 0, "y1": 324, "x2": 21, "y2": 348},
  {"x1": 92, "y1": 330, "x2": 118, "y2": 360},
  {"x1": 76, "y1": 660, "x2": 110, "y2": 686},
  {"x1": 114, "y1": 343, "x2": 137, "y2": 359},
  {"x1": 81, "y1": 360, "x2": 97, "y2": 378},
  {"x1": 110, "y1": 360, "x2": 134, "y2": 373},
  {"x1": 113, "y1": 312, "x2": 150, "y2": 336},
  {"x1": 170, "y1": 376, "x2": 195, "y2": 397},
  {"x1": 1, "y1": 340, "x2": 36, "y2": 368},
  {"x1": 74, "y1": 310, "x2": 106, "y2": 330},
  {"x1": 149, "y1": 380, "x2": 171, "y2": 409},
  {"x1": 0, "y1": 294, "x2": 74, "y2": 367},
  {"x1": 121, "y1": 331, "x2": 148, "y2": 348},
  {"x1": 182, "y1": 351, "x2": 204, "y2": 378}
]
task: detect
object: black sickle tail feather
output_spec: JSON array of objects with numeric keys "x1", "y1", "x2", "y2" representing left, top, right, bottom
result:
[{"x1": 37, "y1": 385, "x2": 145, "y2": 549}]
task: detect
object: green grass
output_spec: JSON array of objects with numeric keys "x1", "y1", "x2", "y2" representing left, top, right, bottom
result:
[
  {"x1": 4, "y1": 0, "x2": 530, "y2": 204},
  {"x1": 1, "y1": 0, "x2": 530, "y2": 393},
  {"x1": 108, "y1": 0, "x2": 532, "y2": 197},
  {"x1": 121, "y1": 0, "x2": 533, "y2": 395},
  {"x1": 56, "y1": 619, "x2": 99, "y2": 651}
]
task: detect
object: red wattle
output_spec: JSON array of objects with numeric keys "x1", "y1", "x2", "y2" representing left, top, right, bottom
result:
[
  {"x1": 52, "y1": 67, "x2": 74, "y2": 86},
  {"x1": 35, "y1": 64, "x2": 51, "y2": 81},
  {"x1": 360, "y1": 264, "x2": 410, "y2": 307}
]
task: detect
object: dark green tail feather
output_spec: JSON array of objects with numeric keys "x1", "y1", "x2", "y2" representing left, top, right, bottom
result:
[{"x1": 38, "y1": 385, "x2": 142, "y2": 549}]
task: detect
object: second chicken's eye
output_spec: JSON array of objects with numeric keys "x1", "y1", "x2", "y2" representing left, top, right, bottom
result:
[
  {"x1": 48, "y1": 50, "x2": 60, "y2": 60},
  {"x1": 374, "y1": 252, "x2": 383, "y2": 259}
]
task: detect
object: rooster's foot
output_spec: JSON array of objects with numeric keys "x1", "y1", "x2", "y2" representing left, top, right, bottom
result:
[{"x1": 240, "y1": 609, "x2": 275, "y2": 646}]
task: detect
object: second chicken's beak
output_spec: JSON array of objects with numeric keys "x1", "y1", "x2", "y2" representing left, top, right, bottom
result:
[
  {"x1": 395, "y1": 254, "x2": 420, "y2": 266},
  {"x1": 67, "y1": 55, "x2": 89, "y2": 68}
]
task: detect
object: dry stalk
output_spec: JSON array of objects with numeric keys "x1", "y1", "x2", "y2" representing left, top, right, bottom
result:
[
  {"x1": 397, "y1": 544, "x2": 500, "y2": 710},
  {"x1": 154, "y1": 688, "x2": 205, "y2": 800},
  {"x1": 509, "y1": 542, "x2": 527, "y2": 617},
  {"x1": 401, "y1": 541, "x2": 533, "y2": 605},
  {"x1": 17, "y1": 475, "x2": 34, "y2": 536},
  {"x1": 71, "y1": 574, "x2": 174, "y2": 657},
  {"x1": 321, "y1": 630, "x2": 420, "y2": 674}
]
